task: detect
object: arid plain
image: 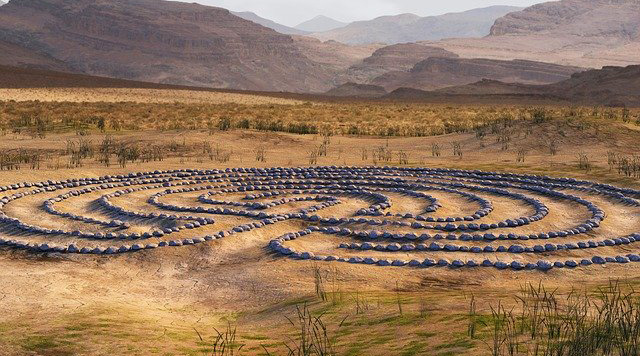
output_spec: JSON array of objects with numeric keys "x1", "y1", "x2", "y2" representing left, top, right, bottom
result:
[{"x1": 0, "y1": 86, "x2": 639, "y2": 356}]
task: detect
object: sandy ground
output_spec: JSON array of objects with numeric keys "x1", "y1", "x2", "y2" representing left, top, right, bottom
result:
[
  {"x1": 0, "y1": 84, "x2": 639, "y2": 355},
  {"x1": 0, "y1": 127, "x2": 639, "y2": 356}
]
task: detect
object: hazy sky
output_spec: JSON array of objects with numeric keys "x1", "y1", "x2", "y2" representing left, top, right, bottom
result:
[{"x1": 194, "y1": 0, "x2": 545, "y2": 26}]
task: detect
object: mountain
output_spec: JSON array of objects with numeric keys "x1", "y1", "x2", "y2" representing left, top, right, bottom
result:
[
  {"x1": 295, "y1": 15, "x2": 347, "y2": 33},
  {"x1": 424, "y1": 0, "x2": 640, "y2": 68},
  {"x1": 386, "y1": 65, "x2": 640, "y2": 107},
  {"x1": 324, "y1": 82, "x2": 387, "y2": 98},
  {"x1": 0, "y1": 39, "x2": 71, "y2": 71},
  {"x1": 489, "y1": 0, "x2": 640, "y2": 38},
  {"x1": 312, "y1": 6, "x2": 522, "y2": 45},
  {"x1": 0, "y1": 0, "x2": 337, "y2": 92},
  {"x1": 547, "y1": 65, "x2": 640, "y2": 106},
  {"x1": 232, "y1": 11, "x2": 310, "y2": 35},
  {"x1": 343, "y1": 43, "x2": 459, "y2": 84},
  {"x1": 292, "y1": 37, "x2": 381, "y2": 73},
  {"x1": 435, "y1": 79, "x2": 545, "y2": 95},
  {"x1": 368, "y1": 57, "x2": 584, "y2": 91},
  {"x1": 0, "y1": 64, "x2": 209, "y2": 89}
]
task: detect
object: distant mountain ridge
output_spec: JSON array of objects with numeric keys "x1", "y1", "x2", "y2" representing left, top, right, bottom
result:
[
  {"x1": 352, "y1": 56, "x2": 584, "y2": 91},
  {"x1": 425, "y1": 0, "x2": 640, "y2": 68},
  {"x1": 369, "y1": 57, "x2": 584, "y2": 91},
  {"x1": 0, "y1": 0, "x2": 638, "y2": 96},
  {"x1": 0, "y1": 0, "x2": 340, "y2": 92},
  {"x1": 295, "y1": 15, "x2": 347, "y2": 33},
  {"x1": 232, "y1": 11, "x2": 309, "y2": 35},
  {"x1": 384, "y1": 65, "x2": 640, "y2": 107},
  {"x1": 490, "y1": 0, "x2": 640, "y2": 38},
  {"x1": 312, "y1": 6, "x2": 523, "y2": 45}
]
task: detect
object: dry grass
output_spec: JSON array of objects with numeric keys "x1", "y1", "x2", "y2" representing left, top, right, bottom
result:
[
  {"x1": 0, "y1": 87, "x2": 303, "y2": 105},
  {"x1": 1, "y1": 99, "x2": 638, "y2": 137},
  {"x1": 1, "y1": 89, "x2": 640, "y2": 355}
]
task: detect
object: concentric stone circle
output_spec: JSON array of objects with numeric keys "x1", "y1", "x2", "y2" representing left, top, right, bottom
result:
[{"x1": 1, "y1": 166, "x2": 639, "y2": 271}]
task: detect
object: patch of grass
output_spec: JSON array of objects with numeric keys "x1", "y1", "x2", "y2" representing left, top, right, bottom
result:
[
  {"x1": 370, "y1": 333, "x2": 395, "y2": 345},
  {"x1": 241, "y1": 333, "x2": 269, "y2": 341},
  {"x1": 434, "y1": 338, "x2": 474, "y2": 350},
  {"x1": 21, "y1": 334, "x2": 74, "y2": 355},
  {"x1": 414, "y1": 331, "x2": 437, "y2": 339},
  {"x1": 342, "y1": 340, "x2": 369, "y2": 356},
  {"x1": 399, "y1": 340, "x2": 429, "y2": 356}
]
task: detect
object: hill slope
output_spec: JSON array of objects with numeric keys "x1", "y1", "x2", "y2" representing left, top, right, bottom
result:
[
  {"x1": 313, "y1": 6, "x2": 522, "y2": 45},
  {"x1": 324, "y1": 82, "x2": 387, "y2": 98},
  {"x1": 342, "y1": 44, "x2": 459, "y2": 84},
  {"x1": 425, "y1": 0, "x2": 640, "y2": 68},
  {"x1": 547, "y1": 65, "x2": 640, "y2": 106},
  {"x1": 295, "y1": 15, "x2": 347, "y2": 33},
  {"x1": 232, "y1": 11, "x2": 310, "y2": 35},
  {"x1": 369, "y1": 57, "x2": 584, "y2": 91},
  {"x1": 0, "y1": 0, "x2": 334, "y2": 92},
  {"x1": 386, "y1": 65, "x2": 640, "y2": 107}
]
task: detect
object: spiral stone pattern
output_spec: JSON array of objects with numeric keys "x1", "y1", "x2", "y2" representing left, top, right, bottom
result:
[{"x1": 1, "y1": 166, "x2": 640, "y2": 271}]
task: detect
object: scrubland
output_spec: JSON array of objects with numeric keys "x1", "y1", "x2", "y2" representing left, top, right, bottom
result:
[{"x1": 1, "y1": 88, "x2": 640, "y2": 355}]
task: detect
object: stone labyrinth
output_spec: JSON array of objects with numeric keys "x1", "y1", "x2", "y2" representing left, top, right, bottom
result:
[{"x1": 1, "y1": 166, "x2": 640, "y2": 272}]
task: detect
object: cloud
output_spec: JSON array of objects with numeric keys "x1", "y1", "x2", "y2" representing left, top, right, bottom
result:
[{"x1": 195, "y1": 0, "x2": 543, "y2": 26}]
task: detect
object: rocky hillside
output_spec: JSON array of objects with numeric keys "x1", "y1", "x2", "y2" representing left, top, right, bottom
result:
[
  {"x1": 426, "y1": 0, "x2": 640, "y2": 68},
  {"x1": 547, "y1": 65, "x2": 640, "y2": 106},
  {"x1": 0, "y1": 0, "x2": 336, "y2": 92},
  {"x1": 369, "y1": 57, "x2": 584, "y2": 91},
  {"x1": 490, "y1": 0, "x2": 640, "y2": 38},
  {"x1": 343, "y1": 44, "x2": 458, "y2": 84},
  {"x1": 0, "y1": 39, "x2": 70, "y2": 71},
  {"x1": 385, "y1": 65, "x2": 640, "y2": 107},
  {"x1": 313, "y1": 6, "x2": 521, "y2": 45}
]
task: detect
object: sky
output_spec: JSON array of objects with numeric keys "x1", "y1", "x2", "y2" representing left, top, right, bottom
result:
[{"x1": 194, "y1": 0, "x2": 545, "y2": 27}]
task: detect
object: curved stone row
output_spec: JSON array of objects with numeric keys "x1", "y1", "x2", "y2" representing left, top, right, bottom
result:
[
  {"x1": 0, "y1": 166, "x2": 639, "y2": 273},
  {"x1": 152, "y1": 186, "x2": 342, "y2": 218},
  {"x1": 268, "y1": 228, "x2": 640, "y2": 271}
]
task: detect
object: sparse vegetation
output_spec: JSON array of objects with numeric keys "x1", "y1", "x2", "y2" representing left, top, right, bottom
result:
[
  {"x1": 2, "y1": 89, "x2": 640, "y2": 356},
  {"x1": 485, "y1": 281, "x2": 640, "y2": 356}
]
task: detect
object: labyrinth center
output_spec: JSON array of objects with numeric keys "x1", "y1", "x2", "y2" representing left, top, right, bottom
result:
[{"x1": 1, "y1": 166, "x2": 640, "y2": 272}]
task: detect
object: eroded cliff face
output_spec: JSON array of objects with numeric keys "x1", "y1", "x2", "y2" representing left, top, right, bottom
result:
[
  {"x1": 0, "y1": 0, "x2": 335, "y2": 92},
  {"x1": 343, "y1": 44, "x2": 458, "y2": 84},
  {"x1": 490, "y1": 0, "x2": 640, "y2": 39}
]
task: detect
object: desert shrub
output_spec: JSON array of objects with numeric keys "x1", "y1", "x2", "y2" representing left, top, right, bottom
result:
[
  {"x1": 577, "y1": 152, "x2": 591, "y2": 172},
  {"x1": 531, "y1": 108, "x2": 552, "y2": 124},
  {"x1": 218, "y1": 116, "x2": 232, "y2": 131}
]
